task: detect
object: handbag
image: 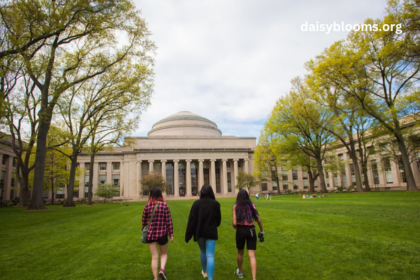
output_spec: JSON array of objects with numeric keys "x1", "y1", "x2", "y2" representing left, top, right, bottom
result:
[{"x1": 140, "y1": 202, "x2": 159, "y2": 244}]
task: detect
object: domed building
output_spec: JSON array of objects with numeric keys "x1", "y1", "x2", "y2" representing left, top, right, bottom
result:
[{"x1": 74, "y1": 111, "x2": 257, "y2": 200}]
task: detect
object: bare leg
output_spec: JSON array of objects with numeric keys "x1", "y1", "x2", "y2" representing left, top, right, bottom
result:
[
  {"x1": 148, "y1": 242, "x2": 159, "y2": 279},
  {"x1": 237, "y1": 249, "x2": 244, "y2": 273},
  {"x1": 248, "y1": 250, "x2": 257, "y2": 280},
  {"x1": 159, "y1": 243, "x2": 168, "y2": 271}
]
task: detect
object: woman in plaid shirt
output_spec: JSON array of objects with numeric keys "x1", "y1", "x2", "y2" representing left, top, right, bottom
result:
[{"x1": 142, "y1": 187, "x2": 174, "y2": 280}]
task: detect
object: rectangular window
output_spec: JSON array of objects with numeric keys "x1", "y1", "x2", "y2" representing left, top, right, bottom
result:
[
  {"x1": 292, "y1": 170, "x2": 298, "y2": 190},
  {"x1": 350, "y1": 164, "x2": 356, "y2": 185},
  {"x1": 84, "y1": 175, "x2": 89, "y2": 198},
  {"x1": 261, "y1": 182, "x2": 268, "y2": 191},
  {"x1": 371, "y1": 160, "x2": 380, "y2": 185},
  {"x1": 272, "y1": 180, "x2": 278, "y2": 191},
  {"x1": 383, "y1": 157, "x2": 393, "y2": 184},
  {"x1": 0, "y1": 170, "x2": 5, "y2": 191},
  {"x1": 283, "y1": 184, "x2": 288, "y2": 190},
  {"x1": 334, "y1": 172, "x2": 338, "y2": 186},
  {"x1": 338, "y1": 154, "x2": 344, "y2": 160},
  {"x1": 282, "y1": 169, "x2": 288, "y2": 181},
  {"x1": 227, "y1": 162, "x2": 231, "y2": 168},
  {"x1": 398, "y1": 156, "x2": 406, "y2": 183},
  {"x1": 2, "y1": 154, "x2": 8, "y2": 165},
  {"x1": 99, "y1": 162, "x2": 107, "y2": 171},
  {"x1": 112, "y1": 162, "x2": 120, "y2": 170},
  {"x1": 112, "y1": 174, "x2": 120, "y2": 196},
  {"x1": 227, "y1": 172, "x2": 232, "y2": 192},
  {"x1": 84, "y1": 162, "x2": 90, "y2": 171},
  {"x1": 12, "y1": 157, "x2": 17, "y2": 167},
  {"x1": 302, "y1": 171, "x2": 308, "y2": 188},
  {"x1": 98, "y1": 174, "x2": 106, "y2": 184},
  {"x1": 154, "y1": 162, "x2": 162, "y2": 174}
]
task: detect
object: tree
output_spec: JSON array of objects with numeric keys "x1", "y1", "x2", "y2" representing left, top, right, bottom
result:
[
  {"x1": 56, "y1": 58, "x2": 152, "y2": 207},
  {"x1": 140, "y1": 172, "x2": 168, "y2": 194},
  {"x1": 307, "y1": 16, "x2": 419, "y2": 191},
  {"x1": 2, "y1": 73, "x2": 39, "y2": 206},
  {"x1": 235, "y1": 170, "x2": 259, "y2": 193},
  {"x1": 94, "y1": 183, "x2": 120, "y2": 203},
  {"x1": 306, "y1": 64, "x2": 376, "y2": 192},
  {"x1": 1, "y1": 0, "x2": 155, "y2": 210},
  {"x1": 254, "y1": 129, "x2": 281, "y2": 194},
  {"x1": 266, "y1": 78, "x2": 336, "y2": 193}
]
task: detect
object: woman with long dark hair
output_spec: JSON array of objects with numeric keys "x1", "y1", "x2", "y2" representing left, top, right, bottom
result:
[
  {"x1": 185, "y1": 184, "x2": 221, "y2": 280},
  {"x1": 142, "y1": 187, "x2": 174, "y2": 280},
  {"x1": 233, "y1": 189, "x2": 264, "y2": 280}
]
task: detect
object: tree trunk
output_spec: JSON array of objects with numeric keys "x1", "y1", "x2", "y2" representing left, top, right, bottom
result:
[
  {"x1": 316, "y1": 158, "x2": 328, "y2": 193},
  {"x1": 64, "y1": 154, "x2": 78, "y2": 207},
  {"x1": 87, "y1": 153, "x2": 95, "y2": 205},
  {"x1": 16, "y1": 168, "x2": 29, "y2": 207},
  {"x1": 348, "y1": 149, "x2": 364, "y2": 192},
  {"x1": 27, "y1": 121, "x2": 49, "y2": 210},
  {"x1": 51, "y1": 177, "x2": 55, "y2": 205},
  {"x1": 308, "y1": 171, "x2": 315, "y2": 193},
  {"x1": 395, "y1": 133, "x2": 418, "y2": 191}
]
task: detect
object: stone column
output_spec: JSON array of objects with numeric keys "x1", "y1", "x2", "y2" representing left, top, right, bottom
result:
[
  {"x1": 210, "y1": 159, "x2": 216, "y2": 188},
  {"x1": 174, "y1": 160, "x2": 179, "y2": 197},
  {"x1": 137, "y1": 161, "x2": 142, "y2": 197},
  {"x1": 233, "y1": 159, "x2": 239, "y2": 190},
  {"x1": 161, "y1": 160, "x2": 167, "y2": 179},
  {"x1": 149, "y1": 160, "x2": 154, "y2": 174},
  {"x1": 186, "y1": 159, "x2": 191, "y2": 197},
  {"x1": 244, "y1": 159, "x2": 249, "y2": 173},
  {"x1": 222, "y1": 159, "x2": 228, "y2": 194},
  {"x1": 198, "y1": 159, "x2": 204, "y2": 188},
  {"x1": 78, "y1": 163, "x2": 84, "y2": 199}
]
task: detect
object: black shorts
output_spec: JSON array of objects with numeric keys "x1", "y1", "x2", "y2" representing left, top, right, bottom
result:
[
  {"x1": 147, "y1": 233, "x2": 168, "y2": 245},
  {"x1": 236, "y1": 225, "x2": 257, "y2": 251}
]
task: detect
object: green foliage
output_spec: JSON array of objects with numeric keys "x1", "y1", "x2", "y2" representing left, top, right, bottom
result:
[
  {"x1": 140, "y1": 172, "x2": 168, "y2": 194},
  {"x1": 235, "y1": 170, "x2": 259, "y2": 192},
  {"x1": 94, "y1": 183, "x2": 120, "y2": 203}
]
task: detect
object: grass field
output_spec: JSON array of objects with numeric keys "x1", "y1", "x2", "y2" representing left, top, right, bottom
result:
[{"x1": 0, "y1": 191, "x2": 420, "y2": 280}]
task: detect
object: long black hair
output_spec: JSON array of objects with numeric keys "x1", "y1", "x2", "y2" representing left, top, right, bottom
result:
[
  {"x1": 148, "y1": 187, "x2": 164, "y2": 204},
  {"x1": 235, "y1": 189, "x2": 259, "y2": 223},
  {"x1": 199, "y1": 184, "x2": 216, "y2": 200}
]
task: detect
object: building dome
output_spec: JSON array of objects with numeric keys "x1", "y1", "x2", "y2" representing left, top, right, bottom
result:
[{"x1": 148, "y1": 111, "x2": 222, "y2": 137}]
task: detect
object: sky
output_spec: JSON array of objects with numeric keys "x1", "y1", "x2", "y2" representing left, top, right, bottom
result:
[{"x1": 131, "y1": 0, "x2": 389, "y2": 139}]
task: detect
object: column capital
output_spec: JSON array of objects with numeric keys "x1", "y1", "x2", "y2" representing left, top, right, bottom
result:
[
  {"x1": 210, "y1": 159, "x2": 217, "y2": 162},
  {"x1": 198, "y1": 159, "x2": 205, "y2": 162},
  {"x1": 243, "y1": 158, "x2": 249, "y2": 162},
  {"x1": 233, "y1": 158, "x2": 239, "y2": 162},
  {"x1": 148, "y1": 160, "x2": 154, "y2": 163},
  {"x1": 222, "y1": 159, "x2": 228, "y2": 162},
  {"x1": 161, "y1": 160, "x2": 167, "y2": 163},
  {"x1": 173, "y1": 159, "x2": 179, "y2": 163},
  {"x1": 185, "y1": 159, "x2": 192, "y2": 163}
]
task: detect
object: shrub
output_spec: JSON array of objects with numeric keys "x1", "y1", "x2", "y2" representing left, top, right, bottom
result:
[
  {"x1": 285, "y1": 189, "x2": 293, "y2": 195},
  {"x1": 94, "y1": 183, "x2": 120, "y2": 203}
]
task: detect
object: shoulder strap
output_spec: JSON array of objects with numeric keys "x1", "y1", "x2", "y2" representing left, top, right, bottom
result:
[{"x1": 147, "y1": 202, "x2": 159, "y2": 227}]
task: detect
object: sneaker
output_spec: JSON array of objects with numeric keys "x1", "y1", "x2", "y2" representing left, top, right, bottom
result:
[
  {"x1": 201, "y1": 270, "x2": 208, "y2": 278},
  {"x1": 235, "y1": 268, "x2": 244, "y2": 279},
  {"x1": 159, "y1": 269, "x2": 167, "y2": 280}
]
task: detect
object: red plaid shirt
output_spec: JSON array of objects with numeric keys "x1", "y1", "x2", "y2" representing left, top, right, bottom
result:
[{"x1": 142, "y1": 202, "x2": 174, "y2": 241}]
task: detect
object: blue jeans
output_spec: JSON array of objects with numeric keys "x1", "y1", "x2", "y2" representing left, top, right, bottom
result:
[{"x1": 197, "y1": 238, "x2": 216, "y2": 280}]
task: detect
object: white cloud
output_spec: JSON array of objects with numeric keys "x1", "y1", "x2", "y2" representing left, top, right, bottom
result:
[{"x1": 132, "y1": 0, "x2": 389, "y2": 138}]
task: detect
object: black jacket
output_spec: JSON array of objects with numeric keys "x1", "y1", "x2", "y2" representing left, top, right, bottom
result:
[{"x1": 185, "y1": 196, "x2": 221, "y2": 242}]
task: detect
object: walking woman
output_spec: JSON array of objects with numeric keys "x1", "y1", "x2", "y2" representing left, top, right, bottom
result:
[
  {"x1": 185, "y1": 184, "x2": 221, "y2": 280},
  {"x1": 142, "y1": 187, "x2": 174, "y2": 280},
  {"x1": 233, "y1": 189, "x2": 264, "y2": 280}
]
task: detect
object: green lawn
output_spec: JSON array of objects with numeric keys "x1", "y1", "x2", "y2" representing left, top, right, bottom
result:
[{"x1": 1, "y1": 191, "x2": 420, "y2": 280}]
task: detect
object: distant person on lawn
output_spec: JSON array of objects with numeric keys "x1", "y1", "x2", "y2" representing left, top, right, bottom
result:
[
  {"x1": 233, "y1": 189, "x2": 264, "y2": 280},
  {"x1": 185, "y1": 184, "x2": 221, "y2": 280},
  {"x1": 142, "y1": 187, "x2": 174, "y2": 280}
]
